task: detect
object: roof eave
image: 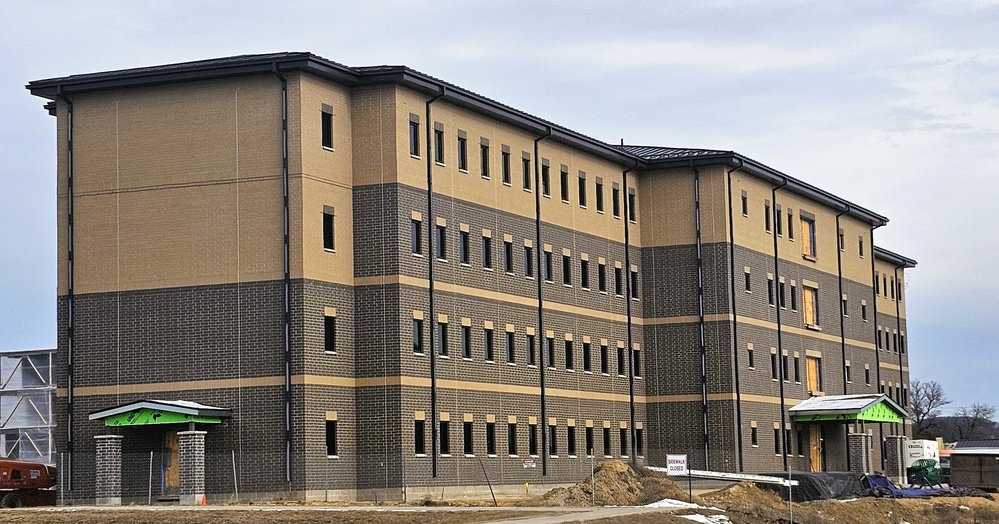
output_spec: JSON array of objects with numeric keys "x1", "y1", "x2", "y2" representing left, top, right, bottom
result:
[{"x1": 874, "y1": 246, "x2": 917, "y2": 268}]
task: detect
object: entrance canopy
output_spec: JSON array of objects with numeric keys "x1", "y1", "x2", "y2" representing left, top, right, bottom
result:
[
  {"x1": 789, "y1": 394, "x2": 906, "y2": 423},
  {"x1": 88, "y1": 400, "x2": 231, "y2": 427}
]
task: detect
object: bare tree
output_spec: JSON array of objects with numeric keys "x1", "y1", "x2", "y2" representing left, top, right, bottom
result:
[
  {"x1": 910, "y1": 380, "x2": 950, "y2": 438},
  {"x1": 954, "y1": 403, "x2": 998, "y2": 440}
]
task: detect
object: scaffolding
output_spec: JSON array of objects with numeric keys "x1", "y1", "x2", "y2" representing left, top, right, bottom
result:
[{"x1": 0, "y1": 349, "x2": 55, "y2": 464}]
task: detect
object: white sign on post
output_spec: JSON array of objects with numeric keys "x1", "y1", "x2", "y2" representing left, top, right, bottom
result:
[{"x1": 665, "y1": 454, "x2": 689, "y2": 476}]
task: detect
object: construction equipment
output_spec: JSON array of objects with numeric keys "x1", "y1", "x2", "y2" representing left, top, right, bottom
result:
[{"x1": 0, "y1": 459, "x2": 57, "y2": 507}]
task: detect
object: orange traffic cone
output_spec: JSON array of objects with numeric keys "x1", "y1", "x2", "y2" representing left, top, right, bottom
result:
[{"x1": 200, "y1": 494, "x2": 207, "y2": 506}]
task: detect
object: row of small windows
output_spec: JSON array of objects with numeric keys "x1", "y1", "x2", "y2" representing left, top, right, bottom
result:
[
  {"x1": 743, "y1": 193, "x2": 874, "y2": 263},
  {"x1": 411, "y1": 219, "x2": 638, "y2": 298},
  {"x1": 744, "y1": 269, "x2": 877, "y2": 326},
  {"x1": 409, "y1": 116, "x2": 636, "y2": 221},
  {"x1": 875, "y1": 272, "x2": 904, "y2": 302},
  {"x1": 411, "y1": 317, "x2": 639, "y2": 376},
  {"x1": 413, "y1": 417, "x2": 643, "y2": 458},
  {"x1": 749, "y1": 424, "x2": 816, "y2": 457},
  {"x1": 876, "y1": 326, "x2": 907, "y2": 354}
]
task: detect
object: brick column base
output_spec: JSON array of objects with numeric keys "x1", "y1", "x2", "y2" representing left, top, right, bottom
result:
[
  {"x1": 847, "y1": 433, "x2": 872, "y2": 474},
  {"x1": 94, "y1": 435, "x2": 123, "y2": 506},
  {"x1": 884, "y1": 435, "x2": 907, "y2": 484},
  {"x1": 179, "y1": 430, "x2": 207, "y2": 505}
]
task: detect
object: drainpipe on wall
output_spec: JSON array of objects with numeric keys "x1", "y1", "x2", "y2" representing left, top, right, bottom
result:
[
  {"x1": 893, "y1": 263, "x2": 906, "y2": 438},
  {"x1": 57, "y1": 86, "x2": 75, "y2": 491},
  {"x1": 692, "y1": 162, "x2": 711, "y2": 469},
  {"x1": 770, "y1": 178, "x2": 789, "y2": 473},
  {"x1": 623, "y1": 159, "x2": 640, "y2": 466},
  {"x1": 725, "y1": 160, "x2": 745, "y2": 472},
  {"x1": 869, "y1": 223, "x2": 885, "y2": 469},
  {"x1": 272, "y1": 64, "x2": 293, "y2": 484},
  {"x1": 425, "y1": 87, "x2": 446, "y2": 478},
  {"x1": 533, "y1": 127, "x2": 551, "y2": 475},
  {"x1": 835, "y1": 207, "x2": 850, "y2": 394}
]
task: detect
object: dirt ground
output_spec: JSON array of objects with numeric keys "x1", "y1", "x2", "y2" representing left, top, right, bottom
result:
[{"x1": 0, "y1": 508, "x2": 547, "y2": 524}]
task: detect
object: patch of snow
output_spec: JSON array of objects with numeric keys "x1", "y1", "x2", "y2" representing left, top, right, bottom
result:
[
  {"x1": 680, "y1": 514, "x2": 732, "y2": 524},
  {"x1": 645, "y1": 498, "x2": 704, "y2": 509}
]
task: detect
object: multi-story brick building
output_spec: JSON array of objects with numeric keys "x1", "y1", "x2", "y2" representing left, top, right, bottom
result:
[{"x1": 26, "y1": 52, "x2": 914, "y2": 502}]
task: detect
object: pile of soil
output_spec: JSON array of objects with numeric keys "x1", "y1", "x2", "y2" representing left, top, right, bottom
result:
[
  {"x1": 701, "y1": 481, "x2": 789, "y2": 521},
  {"x1": 532, "y1": 460, "x2": 701, "y2": 507}
]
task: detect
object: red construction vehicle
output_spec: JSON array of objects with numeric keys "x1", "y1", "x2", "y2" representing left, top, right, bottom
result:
[{"x1": 0, "y1": 459, "x2": 57, "y2": 508}]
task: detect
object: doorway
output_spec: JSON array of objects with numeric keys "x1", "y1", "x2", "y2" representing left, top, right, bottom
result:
[
  {"x1": 163, "y1": 431, "x2": 180, "y2": 496},
  {"x1": 809, "y1": 425, "x2": 823, "y2": 472}
]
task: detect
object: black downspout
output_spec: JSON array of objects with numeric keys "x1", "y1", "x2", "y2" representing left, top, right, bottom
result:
[
  {"x1": 425, "y1": 88, "x2": 446, "y2": 478},
  {"x1": 726, "y1": 160, "x2": 745, "y2": 472},
  {"x1": 533, "y1": 127, "x2": 551, "y2": 475},
  {"x1": 692, "y1": 163, "x2": 711, "y2": 469},
  {"x1": 272, "y1": 64, "x2": 292, "y2": 483},
  {"x1": 57, "y1": 87, "x2": 74, "y2": 491},
  {"x1": 893, "y1": 264, "x2": 905, "y2": 438},
  {"x1": 623, "y1": 159, "x2": 639, "y2": 466},
  {"x1": 869, "y1": 224, "x2": 884, "y2": 469},
  {"x1": 770, "y1": 178, "x2": 789, "y2": 473},
  {"x1": 835, "y1": 207, "x2": 850, "y2": 394}
]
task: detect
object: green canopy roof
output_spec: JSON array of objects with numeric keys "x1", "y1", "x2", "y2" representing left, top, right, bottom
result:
[
  {"x1": 89, "y1": 400, "x2": 231, "y2": 427},
  {"x1": 789, "y1": 394, "x2": 907, "y2": 423}
]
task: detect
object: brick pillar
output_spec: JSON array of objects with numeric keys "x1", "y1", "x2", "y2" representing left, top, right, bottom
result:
[
  {"x1": 848, "y1": 433, "x2": 872, "y2": 474},
  {"x1": 94, "y1": 435, "x2": 123, "y2": 506},
  {"x1": 178, "y1": 430, "x2": 207, "y2": 505},
  {"x1": 884, "y1": 435, "x2": 907, "y2": 484}
]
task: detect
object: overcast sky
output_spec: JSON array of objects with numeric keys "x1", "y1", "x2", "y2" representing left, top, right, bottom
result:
[{"x1": 1, "y1": 1, "x2": 996, "y2": 413}]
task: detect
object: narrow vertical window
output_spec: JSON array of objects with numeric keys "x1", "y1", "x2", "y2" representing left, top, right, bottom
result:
[
  {"x1": 504, "y1": 240, "x2": 514, "y2": 273},
  {"x1": 620, "y1": 428, "x2": 628, "y2": 456},
  {"x1": 549, "y1": 425, "x2": 558, "y2": 455},
  {"x1": 562, "y1": 254, "x2": 571, "y2": 285},
  {"x1": 409, "y1": 115, "x2": 420, "y2": 157},
  {"x1": 751, "y1": 427, "x2": 759, "y2": 446},
  {"x1": 630, "y1": 269, "x2": 639, "y2": 299},
  {"x1": 321, "y1": 106, "x2": 334, "y2": 149},
  {"x1": 411, "y1": 219, "x2": 422, "y2": 254},
  {"x1": 771, "y1": 352, "x2": 779, "y2": 380},
  {"x1": 529, "y1": 423, "x2": 538, "y2": 456},
  {"x1": 435, "y1": 224, "x2": 446, "y2": 260},
  {"x1": 527, "y1": 333, "x2": 536, "y2": 366},
  {"x1": 845, "y1": 362, "x2": 852, "y2": 383},
  {"x1": 440, "y1": 420, "x2": 450, "y2": 455},
  {"x1": 793, "y1": 356, "x2": 801, "y2": 382},
  {"x1": 632, "y1": 348, "x2": 641, "y2": 377},
  {"x1": 800, "y1": 214, "x2": 817, "y2": 258},
  {"x1": 627, "y1": 190, "x2": 637, "y2": 222},
  {"x1": 600, "y1": 344, "x2": 609, "y2": 374},
  {"x1": 463, "y1": 421, "x2": 474, "y2": 455},
  {"x1": 774, "y1": 428, "x2": 781, "y2": 455},
  {"x1": 803, "y1": 286, "x2": 819, "y2": 326},
  {"x1": 565, "y1": 339, "x2": 573, "y2": 370},
  {"x1": 612, "y1": 186, "x2": 621, "y2": 217},
  {"x1": 414, "y1": 420, "x2": 426, "y2": 454},
  {"x1": 506, "y1": 331, "x2": 516, "y2": 363},
  {"x1": 508, "y1": 423, "x2": 518, "y2": 455},
  {"x1": 544, "y1": 250, "x2": 553, "y2": 282},
  {"x1": 480, "y1": 139, "x2": 490, "y2": 178},
  {"x1": 541, "y1": 163, "x2": 551, "y2": 196},
  {"x1": 583, "y1": 342, "x2": 592, "y2": 372},
  {"x1": 841, "y1": 295, "x2": 849, "y2": 316},
  {"x1": 486, "y1": 422, "x2": 496, "y2": 455},
  {"x1": 586, "y1": 427, "x2": 594, "y2": 456},
  {"x1": 603, "y1": 427, "x2": 611, "y2": 457},
  {"x1": 768, "y1": 276, "x2": 775, "y2": 306},
  {"x1": 787, "y1": 209, "x2": 794, "y2": 240},
  {"x1": 595, "y1": 178, "x2": 604, "y2": 212},
  {"x1": 741, "y1": 190, "x2": 748, "y2": 217},
  {"x1": 778, "y1": 280, "x2": 786, "y2": 308},
  {"x1": 325, "y1": 419, "x2": 338, "y2": 456},
  {"x1": 861, "y1": 301, "x2": 868, "y2": 321},
  {"x1": 461, "y1": 325, "x2": 471, "y2": 358},
  {"x1": 484, "y1": 328, "x2": 494, "y2": 361},
  {"x1": 522, "y1": 154, "x2": 531, "y2": 190},
  {"x1": 765, "y1": 200, "x2": 772, "y2": 233},
  {"x1": 413, "y1": 319, "x2": 424, "y2": 354},
  {"x1": 838, "y1": 228, "x2": 845, "y2": 251},
  {"x1": 617, "y1": 346, "x2": 625, "y2": 376},
  {"x1": 524, "y1": 245, "x2": 534, "y2": 277},
  {"x1": 434, "y1": 124, "x2": 445, "y2": 164},
  {"x1": 437, "y1": 321, "x2": 448, "y2": 356},
  {"x1": 775, "y1": 204, "x2": 783, "y2": 236},
  {"x1": 581, "y1": 259, "x2": 590, "y2": 289},
  {"x1": 614, "y1": 267, "x2": 623, "y2": 296},
  {"x1": 324, "y1": 314, "x2": 336, "y2": 353},
  {"x1": 747, "y1": 345, "x2": 755, "y2": 368},
  {"x1": 598, "y1": 263, "x2": 607, "y2": 292},
  {"x1": 482, "y1": 235, "x2": 493, "y2": 268},
  {"x1": 744, "y1": 269, "x2": 752, "y2": 292},
  {"x1": 457, "y1": 132, "x2": 468, "y2": 171},
  {"x1": 578, "y1": 172, "x2": 587, "y2": 207},
  {"x1": 859, "y1": 236, "x2": 865, "y2": 258},
  {"x1": 790, "y1": 284, "x2": 798, "y2": 310},
  {"x1": 323, "y1": 206, "x2": 335, "y2": 251},
  {"x1": 546, "y1": 336, "x2": 555, "y2": 369},
  {"x1": 635, "y1": 428, "x2": 643, "y2": 456},
  {"x1": 782, "y1": 354, "x2": 789, "y2": 382},
  {"x1": 459, "y1": 231, "x2": 470, "y2": 264},
  {"x1": 560, "y1": 168, "x2": 569, "y2": 201},
  {"x1": 568, "y1": 426, "x2": 577, "y2": 456},
  {"x1": 501, "y1": 146, "x2": 511, "y2": 184}
]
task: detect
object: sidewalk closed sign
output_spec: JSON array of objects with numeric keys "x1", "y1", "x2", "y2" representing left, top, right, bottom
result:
[{"x1": 666, "y1": 454, "x2": 688, "y2": 476}]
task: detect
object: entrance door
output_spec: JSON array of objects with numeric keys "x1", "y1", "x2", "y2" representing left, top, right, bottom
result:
[
  {"x1": 809, "y1": 425, "x2": 823, "y2": 472},
  {"x1": 806, "y1": 357, "x2": 821, "y2": 394},
  {"x1": 163, "y1": 431, "x2": 180, "y2": 496}
]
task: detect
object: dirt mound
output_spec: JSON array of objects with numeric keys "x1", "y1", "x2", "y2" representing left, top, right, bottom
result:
[
  {"x1": 532, "y1": 460, "x2": 702, "y2": 507},
  {"x1": 701, "y1": 481, "x2": 789, "y2": 521}
]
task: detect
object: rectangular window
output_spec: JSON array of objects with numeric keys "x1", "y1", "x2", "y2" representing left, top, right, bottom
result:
[
  {"x1": 580, "y1": 259, "x2": 589, "y2": 289},
  {"x1": 437, "y1": 321, "x2": 448, "y2": 356},
  {"x1": 614, "y1": 267, "x2": 623, "y2": 296},
  {"x1": 568, "y1": 426, "x2": 577, "y2": 456},
  {"x1": 524, "y1": 246, "x2": 534, "y2": 277},
  {"x1": 890, "y1": 277, "x2": 896, "y2": 299},
  {"x1": 745, "y1": 269, "x2": 752, "y2": 292},
  {"x1": 595, "y1": 178, "x2": 604, "y2": 212},
  {"x1": 486, "y1": 422, "x2": 496, "y2": 455},
  {"x1": 541, "y1": 164, "x2": 551, "y2": 196},
  {"x1": 785, "y1": 429, "x2": 792, "y2": 456},
  {"x1": 806, "y1": 356, "x2": 823, "y2": 393},
  {"x1": 586, "y1": 427, "x2": 594, "y2": 456},
  {"x1": 324, "y1": 315, "x2": 336, "y2": 353},
  {"x1": 480, "y1": 141, "x2": 490, "y2": 178},
  {"x1": 508, "y1": 423, "x2": 518, "y2": 455},
  {"x1": 464, "y1": 421, "x2": 474, "y2": 455},
  {"x1": 501, "y1": 149, "x2": 511, "y2": 184},
  {"x1": 633, "y1": 349, "x2": 641, "y2": 377},
  {"x1": 544, "y1": 251, "x2": 553, "y2": 282},
  {"x1": 765, "y1": 201, "x2": 772, "y2": 233},
  {"x1": 787, "y1": 209, "x2": 794, "y2": 240},
  {"x1": 771, "y1": 352, "x2": 779, "y2": 380},
  {"x1": 620, "y1": 428, "x2": 628, "y2": 456},
  {"x1": 549, "y1": 425, "x2": 558, "y2": 455},
  {"x1": 565, "y1": 340, "x2": 574, "y2": 370},
  {"x1": 482, "y1": 236, "x2": 493, "y2": 268},
  {"x1": 435, "y1": 225, "x2": 446, "y2": 260},
  {"x1": 326, "y1": 419, "x2": 338, "y2": 456},
  {"x1": 741, "y1": 191, "x2": 748, "y2": 216},
  {"x1": 636, "y1": 428, "x2": 644, "y2": 456},
  {"x1": 793, "y1": 356, "x2": 801, "y2": 383},
  {"x1": 413, "y1": 319, "x2": 424, "y2": 354},
  {"x1": 600, "y1": 344, "x2": 609, "y2": 374},
  {"x1": 598, "y1": 263, "x2": 607, "y2": 292},
  {"x1": 603, "y1": 427, "x2": 612, "y2": 457},
  {"x1": 459, "y1": 231, "x2": 470, "y2": 264},
  {"x1": 862, "y1": 302, "x2": 868, "y2": 321},
  {"x1": 790, "y1": 284, "x2": 798, "y2": 311},
  {"x1": 845, "y1": 362, "x2": 852, "y2": 383},
  {"x1": 562, "y1": 254, "x2": 572, "y2": 285},
  {"x1": 617, "y1": 346, "x2": 625, "y2": 376},
  {"x1": 504, "y1": 240, "x2": 514, "y2": 273},
  {"x1": 800, "y1": 215, "x2": 817, "y2": 258},
  {"x1": 560, "y1": 168, "x2": 569, "y2": 201},
  {"x1": 768, "y1": 277, "x2": 775, "y2": 306},
  {"x1": 578, "y1": 173, "x2": 587, "y2": 206},
  {"x1": 434, "y1": 127, "x2": 445, "y2": 164},
  {"x1": 527, "y1": 334, "x2": 536, "y2": 366},
  {"x1": 803, "y1": 286, "x2": 819, "y2": 327},
  {"x1": 630, "y1": 269, "x2": 639, "y2": 299},
  {"x1": 484, "y1": 328, "x2": 494, "y2": 361},
  {"x1": 461, "y1": 325, "x2": 472, "y2": 359},
  {"x1": 415, "y1": 419, "x2": 426, "y2": 455},
  {"x1": 838, "y1": 228, "x2": 845, "y2": 251},
  {"x1": 409, "y1": 118, "x2": 420, "y2": 157},
  {"x1": 506, "y1": 331, "x2": 516, "y2": 363},
  {"x1": 747, "y1": 346, "x2": 755, "y2": 368},
  {"x1": 546, "y1": 336, "x2": 555, "y2": 369},
  {"x1": 859, "y1": 236, "x2": 865, "y2": 258},
  {"x1": 779, "y1": 280, "x2": 786, "y2": 309},
  {"x1": 775, "y1": 204, "x2": 783, "y2": 236},
  {"x1": 583, "y1": 342, "x2": 592, "y2": 372},
  {"x1": 411, "y1": 219, "x2": 422, "y2": 254},
  {"x1": 628, "y1": 191, "x2": 637, "y2": 222},
  {"x1": 457, "y1": 134, "x2": 468, "y2": 171},
  {"x1": 522, "y1": 156, "x2": 531, "y2": 190},
  {"x1": 774, "y1": 428, "x2": 781, "y2": 455},
  {"x1": 612, "y1": 186, "x2": 621, "y2": 217},
  {"x1": 529, "y1": 423, "x2": 538, "y2": 456},
  {"x1": 797, "y1": 430, "x2": 805, "y2": 456},
  {"x1": 751, "y1": 427, "x2": 758, "y2": 446},
  {"x1": 841, "y1": 296, "x2": 848, "y2": 317},
  {"x1": 782, "y1": 354, "x2": 789, "y2": 382},
  {"x1": 866, "y1": 367, "x2": 871, "y2": 386},
  {"x1": 323, "y1": 208, "x2": 335, "y2": 251},
  {"x1": 440, "y1": 420, "x2": 450, "y2": 455}
]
